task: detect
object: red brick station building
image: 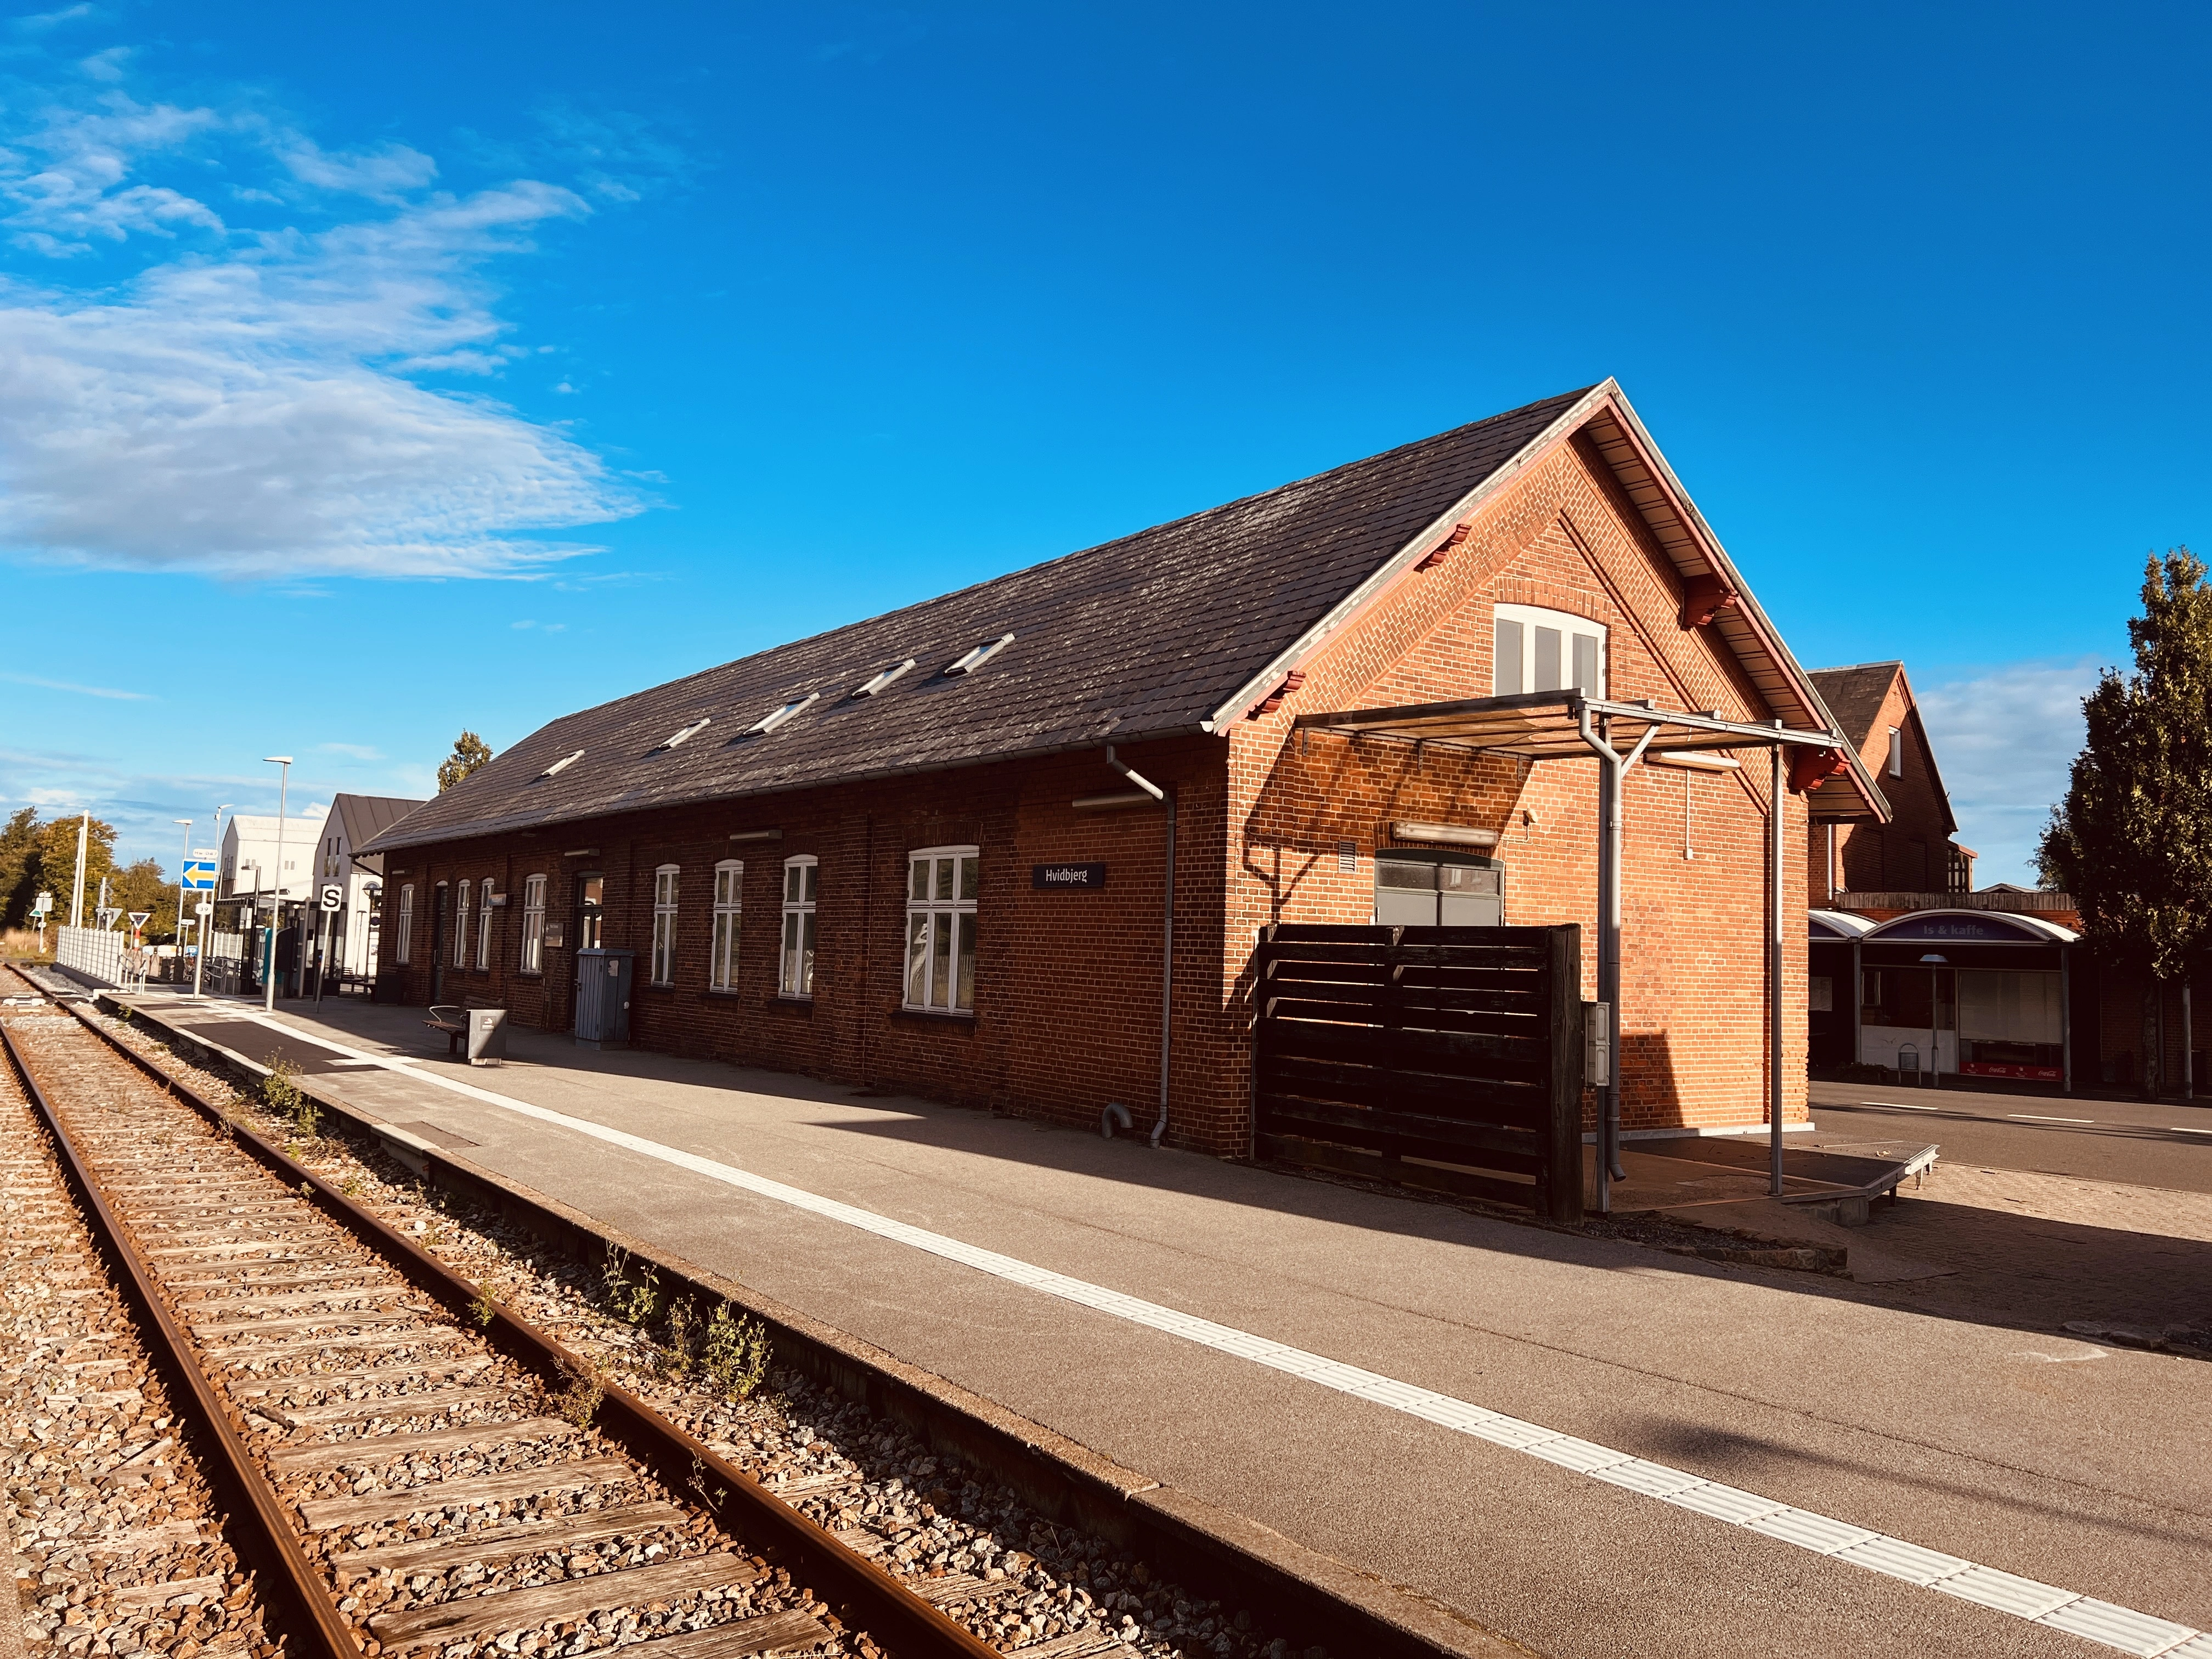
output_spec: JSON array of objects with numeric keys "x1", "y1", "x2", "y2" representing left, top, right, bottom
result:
[{"x1": 363, "y1": 382, "x2": 1889, "y2": 1161}]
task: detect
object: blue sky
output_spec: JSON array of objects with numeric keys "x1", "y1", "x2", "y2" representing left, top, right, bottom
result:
[{"x1": 0, "y1": 2, "x2": 2203, "y2": 884}]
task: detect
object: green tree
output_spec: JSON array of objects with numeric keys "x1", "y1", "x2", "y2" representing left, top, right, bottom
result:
[
  {"x1": 32, "y1": 813, "x2": 118, "y2": 926},
  {"x1": 0, "y1": 806, "x2": 38, "y2": 928},
  {"x1": 110, "y1": 858, "x2": 179, "y2": 943},
  {"x1": 2039, "y1": 549, "x2": 2212, "y2": 1097},
  {"x1": 438, "y1": 730, "x2": 495, "y2": 792}
]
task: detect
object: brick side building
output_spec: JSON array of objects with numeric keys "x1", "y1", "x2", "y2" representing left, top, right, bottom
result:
[
  {"x1": 1804, "y1": 660, "x2": 1972, "y2": 905},
  {"x1": 362, "y1": 382, "x2": 1883, "y2": 1155}
]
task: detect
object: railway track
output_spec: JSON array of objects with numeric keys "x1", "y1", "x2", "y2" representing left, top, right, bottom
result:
[{"x1": 0, "y1": 964, "x2": 1008, "y2": 1659}]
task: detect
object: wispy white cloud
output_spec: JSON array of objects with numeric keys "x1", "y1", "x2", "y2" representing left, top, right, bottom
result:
[
  {"x1": 0, "y1": 74, "x2": 649, "y2": 579},
  {"x1": 13, "y1": 5, "x2": 97, "y2": 35},
  {"x1": 0, "y1": 668, "x2": 153, "y2": 699},
  {"x1": 318, "y1": 741, "x2": 385, "y2": 760},
  {"x1": 1917, "y1": 656, "x2": 2100, "y2": 887}
]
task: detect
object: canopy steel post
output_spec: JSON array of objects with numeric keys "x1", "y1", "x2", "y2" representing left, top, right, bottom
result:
[
  {"x1": 1579, "y1": 704, "x2": 1654, "y2": 1214},
  {"x1": 1769, "y1": 743, "x2": 1786, "y2": 1198},
  {"x1": 2061, "y1": 947, "x2": 2073, "y2": 1095}
]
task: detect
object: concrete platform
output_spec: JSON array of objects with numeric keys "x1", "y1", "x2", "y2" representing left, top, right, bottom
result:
[{"x1": 101, "y1": 988, "x2": 2212, "y2": 1658}]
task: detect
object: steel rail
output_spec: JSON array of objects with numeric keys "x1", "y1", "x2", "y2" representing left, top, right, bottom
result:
[
  {"x1": 43, "y1": 984, "x2": 1002, "y2": 1659},
  {"x1": 0, "y1": 1002, "x2": 364, "y2": 1658}
]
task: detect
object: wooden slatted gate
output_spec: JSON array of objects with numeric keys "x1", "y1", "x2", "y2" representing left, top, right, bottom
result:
[{"x1": 1252, "y1": 923, "x2": 1585, "y2": 1223}]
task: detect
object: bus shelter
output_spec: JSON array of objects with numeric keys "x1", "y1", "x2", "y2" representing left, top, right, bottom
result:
[{"x1": 1851, "y1": 909, "x2": 2080, "y2": 1088}]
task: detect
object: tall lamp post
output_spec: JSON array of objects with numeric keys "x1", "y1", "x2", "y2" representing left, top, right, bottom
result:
[
  {"x1": 171, "y1": 819, "x2": 192, "y2": 986},
  {"x1": 263, "y1": 759, "x2": 293, "y2": 1013},
  {"x1": 1920, "y1": 952, "x2": 1948, "y2": 1090},
  {"x1": 197, "y1": 804, "x2": 232, "y2": 1000}
]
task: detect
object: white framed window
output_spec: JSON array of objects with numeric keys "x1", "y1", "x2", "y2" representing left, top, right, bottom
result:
[
  {"x1": 476, "y1": 877, "x2": 495, "y2": 969},
  {"x1": 395, "y1": 884, "x2": 413, "y2": 964},
  {"x1": 1493, "y1": 604, "x2": 1606, "y2": 698},
  {"x1": 520, "y1": 874, "x2": 546, "y2": 973},
  {"x1": 711, "y1": 860, "x2": 742, "y2": 990},
  {"x1": 780, "y1": 856, "x2": 818, "y2": 997},
  {"x1": 453, "y1": 880, "x2": 471, "y2": 968},
  {"x1": 904, "y1": 845, "x2": 978, "y2": 1012},
  {"x1": 650, "y1": 864, "x2": 680, "y2": 986},
  {"x1": 1888, "y1": 726, "x2": 1904, "y2": 777}
]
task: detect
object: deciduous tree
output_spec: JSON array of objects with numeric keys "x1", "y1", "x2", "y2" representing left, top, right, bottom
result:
[{"x1": 2039, "y1": 549, "x2": 2212, "y2": 1096}]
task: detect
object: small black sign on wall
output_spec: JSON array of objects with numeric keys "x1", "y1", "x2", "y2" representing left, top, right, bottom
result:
[{"x1": 1032, "y1": 862, "x2": 1107, "y2": 890}]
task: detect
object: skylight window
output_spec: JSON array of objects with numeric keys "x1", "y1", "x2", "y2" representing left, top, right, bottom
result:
[
  {"x1": 538, "y1": 749, "x2": 584, "y2": 780},
  {"x1": 746, "y1": 692, "x2": 820, "y2": 736},
  {"x1": 656, "y1": 717, "x2": 712, "y2": 751},
  {"x1": 852, "y1": 658, "x2": 917, "y2": 698},
  {"x1": 944, "y1": 634, "x2": 1014, "y2": 676}
]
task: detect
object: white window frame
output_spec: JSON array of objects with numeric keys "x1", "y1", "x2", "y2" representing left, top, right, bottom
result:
[
  {"x1": 710, "y1": 859, "x2": 743, "y2": 991},
  {"x1": 780, "y1": 855, "x2": 818, "y2": 997},
  {"x1": 1492, "y1": 603, "x2": 1607, "y2": 698},
  {"x1": 453, "y1": 880, "x2": 471, "y2": 968},
  {"x1": 650, "y1": 864, "x2": 680, "y2": 986},
  {"x1": 520, "y1": 874, "x2": 546, "y2": 974},
  {"x1": 904, "y1": 845, "x2": 979, "y2": 1013},
  {"x1": 1888, "y1": 726, "x2": 1904, "y2": 777},
  {"x1": 476, "y1": 877, "x2": 495, "y2": 969},
  {"x1": 395, "y1": 884, "x2": 413, "y2": 964}
]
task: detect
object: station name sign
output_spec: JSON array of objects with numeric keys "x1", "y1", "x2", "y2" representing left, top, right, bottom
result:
[{"x1": 1032, "y1": 862, "x2": 1107, "y2": 891}]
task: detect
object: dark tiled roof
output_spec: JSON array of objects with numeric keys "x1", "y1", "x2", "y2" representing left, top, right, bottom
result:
[
  {"x1": 1807, "y1": 662, "x2": 1903, "y2": 748},
  {"x1": 364, "y1": 388, "x2": 1593, "y2": 854},
  {"x1": 332, "y1": 793, "x2": 425, "y2": 855}
]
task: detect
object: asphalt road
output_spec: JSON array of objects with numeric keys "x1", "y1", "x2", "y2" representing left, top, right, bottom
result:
[{"x1": 1807, "y1": 1080, "x2": 2212, "y2": 1191}]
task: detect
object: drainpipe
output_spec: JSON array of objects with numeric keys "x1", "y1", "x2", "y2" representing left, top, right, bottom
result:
[
  {"x1": 1106, "y1": 745, "x2": 1175, "y2": 1148},
  {"x1": 1575, "y1": 704, "x2": 1656, "y2": 1214},
  {"x1": 1769, "y1": 742, "x2": 1786, "y2": 1198}
]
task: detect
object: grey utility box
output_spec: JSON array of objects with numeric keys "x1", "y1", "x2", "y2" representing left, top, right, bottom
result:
[
  {"x1": 466, "y1": 1007, "x2": 509, "y2": 1066},
  {"x1": 574, "y1": 947, "x2": 635, "y2": 1048}
]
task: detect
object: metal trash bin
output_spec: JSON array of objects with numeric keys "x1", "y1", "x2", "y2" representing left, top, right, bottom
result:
[
  {"x1": 466, "y1": 1007, "x2": 509, "y2": 1066},
  {"x1": 574, "y1": 947, "x2": 634, "y2": 1048}
]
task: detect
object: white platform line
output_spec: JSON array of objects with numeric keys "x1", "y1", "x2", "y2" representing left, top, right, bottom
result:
[{"x1": 184, "y1": 1006, "x2": 2203, "y2": 1657}]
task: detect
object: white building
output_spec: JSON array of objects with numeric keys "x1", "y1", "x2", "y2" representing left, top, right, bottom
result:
[
  {"x1": 219, "y1": 811, "x2": 327, "y2": 907},
  {"x1": 319, "y1": 794, "x2": 425, "y2": 977}
]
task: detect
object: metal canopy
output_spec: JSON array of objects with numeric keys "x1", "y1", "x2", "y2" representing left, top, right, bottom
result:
[
  {"x1": 1298, "y1": 687, "x2": 1846, "y2": 1214},
  {"x1": 1292, "y1": 688, "x2": 1843, "y2": 759}
]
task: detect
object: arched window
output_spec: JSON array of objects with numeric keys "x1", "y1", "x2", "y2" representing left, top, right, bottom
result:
[
  {"x1": 476, "y1": 877, "x2": 495, "y2": 968},
  {"x1": 710, "y1": 860, "x2": 742, "y2": 990},
  {"x1": 650, "y1": 865, "x2": 680, "y2": 985},
  {"x1": 780, "y1": 856, "x2": 818, "y2": 997},
  {"x1": 394, "y1": 884, "x2": 413, "y2": 964},
  {"x1": 453, "y1": 880, "x2": 471, "y2": 968},
  {"x1": 520, "y1": 874, "x2": 546, "y2": 973},
  {"x1": 904, "y1": 845, "x2": 978, "y2": 1011}
]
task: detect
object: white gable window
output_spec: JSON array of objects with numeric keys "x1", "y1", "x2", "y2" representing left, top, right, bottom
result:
[
  {"x1": 1888, "y1": 726, "x2": 1904, "y2": 777},
  {"x1": 1493, "y1": 604, "x2": 1606, "y2": 698}
]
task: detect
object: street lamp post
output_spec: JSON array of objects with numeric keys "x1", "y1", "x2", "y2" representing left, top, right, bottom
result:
[
  {"x1": 172, "y1": 819, "x2": 192, "y2": 985},
  {"x1": 263, "y1": 759, "x2": 293, "y2": 1013},
  {"x1": 196, "y1": 804, "x2": 232, "y2": 1000},
  {"x1": 1920, "y1": 953, "x2": 1949, "y2": 1090}
]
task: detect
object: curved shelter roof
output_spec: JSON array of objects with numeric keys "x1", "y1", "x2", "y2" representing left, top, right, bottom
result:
[
  {"x1": 1809, "y1": 909, "x2": 1878, "y2": 939},
  {"x1": 1863, "y1": 909, "x2": 2078, "y2": 945}
]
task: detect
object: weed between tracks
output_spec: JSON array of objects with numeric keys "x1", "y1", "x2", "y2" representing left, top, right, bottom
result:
[{"x1": 82, "y1": 1001, "x2": 1340, "y2": 1659}]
